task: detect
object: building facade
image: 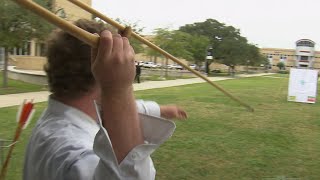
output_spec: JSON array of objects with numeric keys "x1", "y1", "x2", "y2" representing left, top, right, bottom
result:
[
  {"x1": 52, "y1": 0, "x2": 92, "y2": 21},
  {"x1": 261, "y1": 39, "x2": 320, "y2": 70},
  {"x1": 7, "y1": 0, "x2": 92, "y2": 70}
]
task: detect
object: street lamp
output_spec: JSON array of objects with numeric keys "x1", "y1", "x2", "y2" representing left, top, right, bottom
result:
[{"x1": 206, "y1": 46, "x2": 213, "y2": 76}]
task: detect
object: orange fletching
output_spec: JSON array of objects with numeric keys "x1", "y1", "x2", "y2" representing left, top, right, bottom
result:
[{"x1": 19, "y1": 102, "x2": 34, "y2": 126}]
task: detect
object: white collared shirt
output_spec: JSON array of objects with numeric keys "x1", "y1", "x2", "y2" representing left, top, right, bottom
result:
[{"x1": 23, "y1": 98, "x2": 175, "y2": 180}]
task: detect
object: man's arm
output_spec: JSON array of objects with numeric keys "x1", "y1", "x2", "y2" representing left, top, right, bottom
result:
[
  {"x1": 160, "y1": 105, "x2": 188, "y2": 120},
  {"x1": 136, "y1": 100, "x2": 188, "y2": 120},
  {"x1": 91, "y1": 30, "x2": 142, "y2": 163}
]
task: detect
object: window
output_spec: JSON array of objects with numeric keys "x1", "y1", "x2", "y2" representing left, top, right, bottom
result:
[
  {"x1": 35, "y1": 43, "x2": 47, "y2": 56},
  {"x1": 24, "y1": 42, "x2": 31, "y2": 55},
  {"x1": 296, "y1": 41, "x2": 315, "y2": 47}
]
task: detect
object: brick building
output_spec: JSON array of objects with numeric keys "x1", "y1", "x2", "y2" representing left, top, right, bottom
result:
[
  {"x1": 261, "y1": 39, "x2": 320, "y2": 71},
  {"x1": 7, "y1": 0, "x2": 92, "y2": 70}
]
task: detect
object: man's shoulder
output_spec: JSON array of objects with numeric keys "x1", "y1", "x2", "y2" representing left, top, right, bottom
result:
[{"x1": 31, "y1": 113, "x2": 93, "y2": 146}]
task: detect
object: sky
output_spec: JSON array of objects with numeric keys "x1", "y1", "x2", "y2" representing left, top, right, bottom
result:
[{"x1": 92, "y1": 0, "x2": 320, "y2": 49}]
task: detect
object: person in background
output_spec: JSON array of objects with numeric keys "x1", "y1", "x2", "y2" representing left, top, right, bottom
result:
[
  {"x1": 23, "y1": 19, "x2": 187, "y2": 180},
  {"x1": 135, "y1": 62, "x2": 141, "y2": 83}
]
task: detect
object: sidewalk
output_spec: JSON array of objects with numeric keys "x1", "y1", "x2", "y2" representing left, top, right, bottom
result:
[{"x1": 0, "y1": 73, "x2": 271, "y2": 108}]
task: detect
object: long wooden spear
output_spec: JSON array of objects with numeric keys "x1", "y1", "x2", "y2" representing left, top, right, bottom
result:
[
  {"x1": 0, "y1": 100, "x2": 35, "y2": 180},
  {"x1": 12, "y1": 0, "x2": 254, "y2": 112}
]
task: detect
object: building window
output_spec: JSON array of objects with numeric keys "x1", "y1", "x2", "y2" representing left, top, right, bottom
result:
[
  {"x1": 280, "y1": 55, "x2": 287, "y2": 64},
  {"x1": 36, "y1": 43, "x2": 47, "y2": 57},
  {"x1": 9, "y1": 42, "x2": 31, "y2": 56},
  {"x1": 24, "y1": 42, "x2": 31, "y2": 55},
  {"x1": 296, "y1": 41, "x2": 315, "y2": 47}
]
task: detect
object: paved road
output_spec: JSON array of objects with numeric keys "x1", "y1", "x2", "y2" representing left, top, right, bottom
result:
[{"x1": 0, "y1": 73, "x2": 272, "y2": 108}]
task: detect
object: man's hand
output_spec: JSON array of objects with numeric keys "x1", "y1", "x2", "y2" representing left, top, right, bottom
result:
[
  {"x1": 160, "y1": 105, "x2": 187, "y2": 120},
  {"x1": 91, "y1": 30, "x2": 135, "y2": 91},
  {"x1": 91, "y1": 30, "x2": 142, "y2": 163}
]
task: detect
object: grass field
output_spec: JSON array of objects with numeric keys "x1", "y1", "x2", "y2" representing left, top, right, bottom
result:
[
  {"x1": 0, "y1": 73, "x2": 46, "y2": 95},
  {"x1": 0, "y1": 76, "x2": 319, "y2": 179}
]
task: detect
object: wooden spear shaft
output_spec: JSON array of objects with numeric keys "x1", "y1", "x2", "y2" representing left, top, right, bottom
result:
[
  {"x1": 68, "y1": 0, "x2": 254, "y2": 112},
  {"x1": 12, "y1": 0, "x2": 254, "y2": 111},
  {"x1": 0, "y1": 124, "x2": 23, "y2": 180},
  {"x1": 13, "y1": 0, "x2": 99, "y2": 47}
]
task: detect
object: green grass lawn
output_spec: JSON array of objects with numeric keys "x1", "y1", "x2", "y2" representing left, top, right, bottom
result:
[
  {"x1": 264, "y1": 73, "x2": 289, "y2": 78},
  {"x1": 0, "y1": 72, "x2": 46, "y2": 95},
  {"x1": 0, "y1": 76, "x2": 319, "y2": 179}
]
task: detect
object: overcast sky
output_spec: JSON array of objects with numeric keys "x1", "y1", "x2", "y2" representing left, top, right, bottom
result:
[{"x1": 92, "y1": 0, "x2": 320, "y2": 49}]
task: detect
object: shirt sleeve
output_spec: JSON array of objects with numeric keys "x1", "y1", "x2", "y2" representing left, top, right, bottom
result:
[
  {"x1": 93, "y1": 113, "x2": 176, "y2": 180},
  {"x1": 135, "y1": 99, "x2": 161, "y2": 117}
]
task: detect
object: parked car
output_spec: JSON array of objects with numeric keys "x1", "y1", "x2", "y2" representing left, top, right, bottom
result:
[
  {"x1": 175, "y1": 64, "x2": 183, "y2": 70},
  {"x1": 189, "y1": 64, "x2": 197, "y2": 70},
  {"x1": 143, "y1": 62, "x2": 157, "y2": 68},
  {"x1": 167, "y1": 64, "x2": 174, "y2": 69},
  {"x1": 167, "y1": 64, "x2": 183, "y2": 70},
  {"x1": 135, "y1": 61, "x2": 144, "y2": 66}
]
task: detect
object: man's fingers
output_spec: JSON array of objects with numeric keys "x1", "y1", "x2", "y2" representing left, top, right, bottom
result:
[
  {"x1": 111, "y1": 34, "x2": 123, "y2": 56},
  {"x1": 91, "y1": 33, "x2": 99, "y2": 64},
  {"x1": 96, "y1": 30, "x2": 113, "y2": 61},
  {"x1": 179, "y1": 110, "x2": 188, "y2": 119},
  {"x1": 123, "y1": 38, "x2": 135, "y2": 64},
  {"x1": 119, "y1": 26, "x2": 132, "y2": 38},
  {"x1": 177, "y1": 108, "x2": 187, "y2": 120}
]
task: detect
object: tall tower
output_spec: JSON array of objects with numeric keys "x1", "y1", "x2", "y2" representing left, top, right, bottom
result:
[
  {"x1": 295, "y1": 39, "x2": 315, "y2": 69},
  {"x1": 53, "y1": 0, "x2": 92, "y2": 21}
]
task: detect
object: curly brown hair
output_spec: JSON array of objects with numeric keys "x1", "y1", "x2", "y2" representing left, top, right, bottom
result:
[{"x1": 45, "y1": 19, "x2": 109, "y2": 99}]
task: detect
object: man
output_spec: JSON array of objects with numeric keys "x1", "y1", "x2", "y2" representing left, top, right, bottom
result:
[
  {"x1": 135, "y1": 62, "x2": 141, "y2": 83},
  {"x1": 23, "y1": 19, "x2": 187, "y2": 180}
]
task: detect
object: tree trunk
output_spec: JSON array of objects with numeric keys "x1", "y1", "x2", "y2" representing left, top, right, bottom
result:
[{"x1": 2, "y1": 49, "x2": 9, "y2": 88}]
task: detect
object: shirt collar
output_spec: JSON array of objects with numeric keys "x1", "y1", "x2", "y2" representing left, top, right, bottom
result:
[{"x1": 46, "y1": 96, "x2": 99, "y2": 135}]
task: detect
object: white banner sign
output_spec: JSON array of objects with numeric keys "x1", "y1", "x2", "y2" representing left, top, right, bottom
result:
[{"x1": 288, "y1": 68, "x2": 318, "y2": 103}]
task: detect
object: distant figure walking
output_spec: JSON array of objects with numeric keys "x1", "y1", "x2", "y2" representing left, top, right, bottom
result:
[{"x1": 135, "y1": 62, "x2": 141, "y2": 83}]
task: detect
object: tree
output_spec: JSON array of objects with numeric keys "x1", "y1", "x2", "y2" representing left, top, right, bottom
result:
[
  {"x1": 161, "y1": 30, "x2": 193, "y2": 60},
  {"x1": 148, "y1": 28, "x2": 192, "y2": 64},
  {"x1": 179, "y1": 19, "x2": 247, "y2": 52},
  {"x1": 114, "y1": 18, "x2": 145, "y2": 54},
  {"x1": 0, "y1": 0, "x2": 53, "y2": 87},
  {"x1": 277, "y1": 62, "x2": 285, "y2": 70},
  {"x1": 179, "y1": 19, "x2": 262, "y2": 72},
  {"x1": 144, "y1": 28, "x2": 171, "y2": 66},
  {"x1": 184, "y1": 33, "x2": 210, "y2": 66},
  {"x1": 147, "y1": 28, "x2": 209, "y2": 64}
]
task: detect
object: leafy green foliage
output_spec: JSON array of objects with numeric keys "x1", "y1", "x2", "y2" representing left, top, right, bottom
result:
[
  {"x1": 179, "y1": 19, "x2": 264, "y2": 68},
  {"x1": 0, "y1": 0, "x2": 53, "y2": 49},
  {"x1": 115, "y1": 18, "x2": 145, "y2": 54},
  {"x1": 146, "y1": 28, "x2": 210, "y2": 64},
  {"x1": 277, "y1": 62, "x2": 286, "y2": 70},
  {"x1": 0, "y1": 0, "x2": 53, "y2": 87}
]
